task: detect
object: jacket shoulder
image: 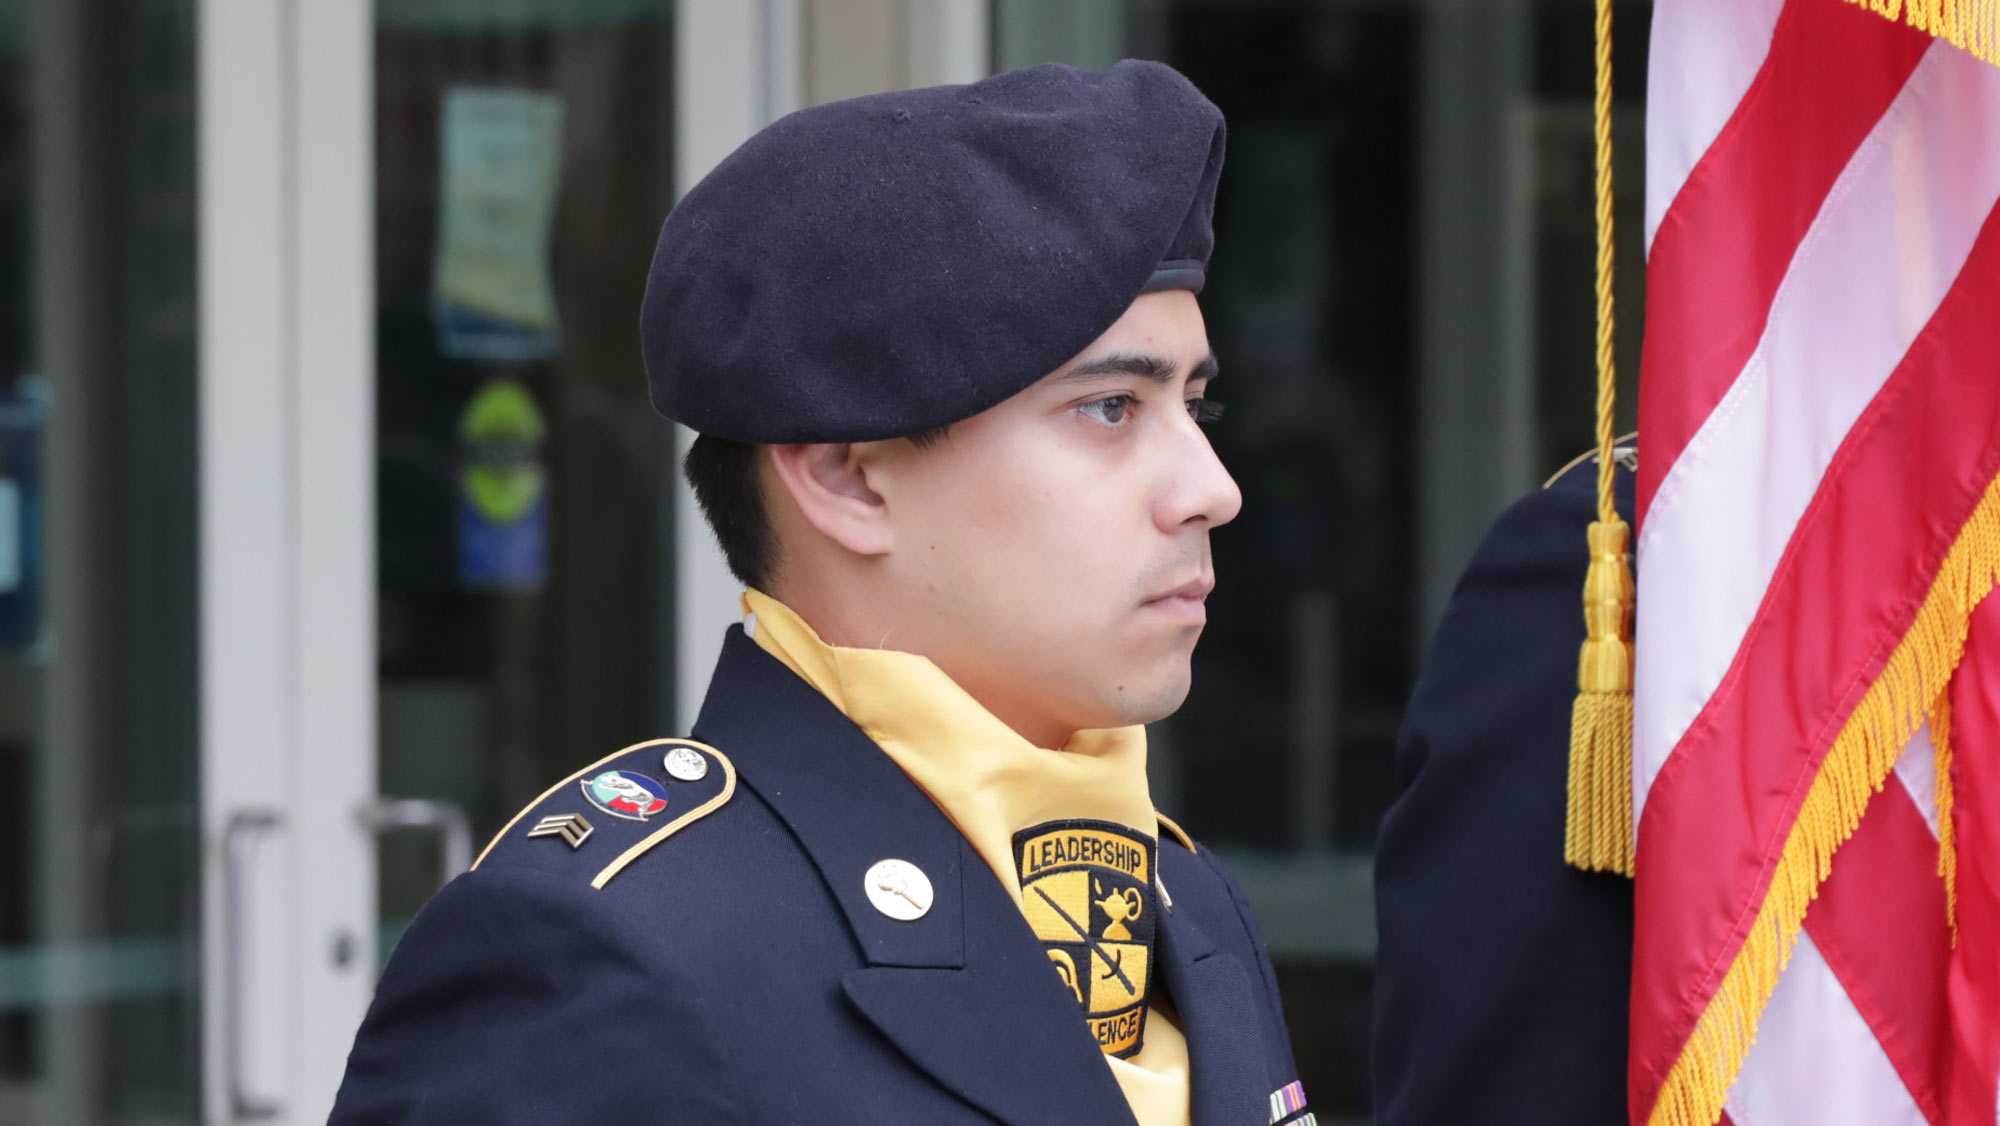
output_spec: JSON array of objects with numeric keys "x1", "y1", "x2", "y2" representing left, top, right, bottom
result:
[
  {"x1": 471, "y1": 736, "x2": 738, "y2": 890},
  {"x1": 1541, "y1": 436, "x2": 1637, "y2": 491},
  {"x1": 1373, "y1": 441, "x2": 1636, "y2": 1125}
]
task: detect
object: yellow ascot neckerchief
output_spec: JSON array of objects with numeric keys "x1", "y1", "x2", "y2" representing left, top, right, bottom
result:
[{"x1": 743, "y1": 589, "x2": 1191, "y2": 1126}]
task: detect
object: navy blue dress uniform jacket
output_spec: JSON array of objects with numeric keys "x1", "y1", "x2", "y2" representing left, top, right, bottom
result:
[
  {"x1": 1371, "y1": 455, "x2": 1636, "y2": 1126},
  {"x1": 331, "y1": 626, "x2": 1301, "y2": 1125}
]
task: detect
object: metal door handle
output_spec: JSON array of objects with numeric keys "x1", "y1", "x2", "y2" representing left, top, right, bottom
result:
[
  {"x1": 357, "y1": 798, "x2": 474, "y2": 888},
  {"x1": 223, "y1": 810, "x2": 284, "y2": 1121}
]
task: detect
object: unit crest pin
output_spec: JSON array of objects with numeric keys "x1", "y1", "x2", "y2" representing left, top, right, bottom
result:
[
  {"x1": 663, "y1": 745, "x2": 709, "y2": 782},
  {"x1": 579, "y1": 769, "x2": 670, "y2": 822}
]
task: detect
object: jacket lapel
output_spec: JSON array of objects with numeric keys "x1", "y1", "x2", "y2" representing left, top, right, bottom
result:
[
  {"x1": 842, "y1": 846, "x2": 1140, "y2": 1126},
  {"x1": 1156, "y1": 850, "x2": 1281, "y2": 1126},
  {"x1": 692, "y1": 629, "x2": 1136, "y2": 1126}
]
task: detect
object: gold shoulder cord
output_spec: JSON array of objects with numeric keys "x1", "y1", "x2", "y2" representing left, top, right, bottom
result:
[
  {"x1": 591, "y1": 742, "x2": 737, "y2": 889},
  {"x1": 1563, "y1": 0, "x2": 1637, "y2": 877}
]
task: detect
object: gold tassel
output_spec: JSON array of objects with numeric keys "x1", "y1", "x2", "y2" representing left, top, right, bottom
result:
[
  {"x1": 1564, "y1": 0, "x2": 1637, "y2": 877},
  {"x1": 1567, "y1": 519, "x2": 1636, "y2": 874}
]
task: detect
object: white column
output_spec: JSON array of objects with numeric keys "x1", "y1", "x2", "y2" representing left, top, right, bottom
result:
[
  {"x1": 1415, "y1": 0, "x2": 1536, "y2": 637},
  {"x1": 198, "y1": 0, "x2": 375, "y2": 1119},
  {"x1": 912, "y1": 0, "x2": 992, "y2": 87},
  {"x1": 197, "y1": 0, "x2": 295, "y2": 1119},
  {"x1": 288, "y1": 0, "x2": 376, "y2": 1116},
  {"x1": 671, "y1": 0, "x2": 801, "y2": 729}
]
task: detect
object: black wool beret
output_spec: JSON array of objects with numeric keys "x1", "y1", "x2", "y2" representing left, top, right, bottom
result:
[{"x1": 641, "y1": 59, "x2": 1226, "y2": 443}]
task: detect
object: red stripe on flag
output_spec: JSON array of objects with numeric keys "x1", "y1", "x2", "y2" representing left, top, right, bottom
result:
[
  {"x1": 1629, "y1": 200, "x2": 2000, "y2": 1123},
  {"x1": 1804, "y1": 784, "x2": 1950, "y2": 1124},
  {"x1": 1946, "y1": 599, "x2": 2000, "y2": 1126},
  {"x1": 1635, "y1": 0, "x2": 1930, "y2": 527}
]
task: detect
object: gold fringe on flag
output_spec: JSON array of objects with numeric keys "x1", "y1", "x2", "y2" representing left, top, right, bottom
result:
[
  {"x1": 1564, "y1": 0, "x2": 1637, "y2": 877},
  {"x1": 1646, "y1": 468, "x2": 2000, "y2": 1126},
  {"x1": 1844, "y1": 0, "x2": 2000, "y2": 66},
  {"x1": 1842, "y1": 0, "x2": 1988, "y2": 963},
  {"x1": 1932, "y1": 685, "x2": 1959, "y2": 941}
]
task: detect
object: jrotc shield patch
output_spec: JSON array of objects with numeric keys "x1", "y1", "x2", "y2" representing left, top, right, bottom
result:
[{"x1": 1012, "y1": 819, "x2": 1156, "y2": 1059}]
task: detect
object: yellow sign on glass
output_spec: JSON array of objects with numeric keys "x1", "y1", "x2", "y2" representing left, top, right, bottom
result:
[{"x1": 435, "y1": 87, "x2": 565, "y2": 356}]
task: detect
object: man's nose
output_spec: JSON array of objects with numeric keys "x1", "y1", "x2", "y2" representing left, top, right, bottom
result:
[{"x1": 1158, "y1": 416, "x2": 1243, "y2": 531}]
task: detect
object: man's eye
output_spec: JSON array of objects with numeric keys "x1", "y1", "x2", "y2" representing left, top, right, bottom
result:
[
  {"x1": 1080, "y1": 395, "x2": 1135, "y2": 425},
  {"x1": 1186, "y1": 397, "x2": 1226, "y2": 424}
]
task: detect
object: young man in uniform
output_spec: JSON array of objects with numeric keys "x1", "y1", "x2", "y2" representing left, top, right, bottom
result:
[{"x1": 332, "y1": 60, "x2": 1307, "y2": 1126}]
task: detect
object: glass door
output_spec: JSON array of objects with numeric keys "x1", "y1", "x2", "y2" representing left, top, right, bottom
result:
[
  {"x1": 0, "y1": 1, "x2": 204, "y2": 1122},
  {"x1": 1, "y1": 1, "x2": 709, "y2": 1120},
  {"x1": 370, "y1": 0, "x2": 680, "y2": 960}
]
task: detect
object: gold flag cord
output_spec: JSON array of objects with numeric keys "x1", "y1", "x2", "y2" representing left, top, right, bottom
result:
[{"x1": 1564, "y1": 0, "x2": 1637, "y2": 877}]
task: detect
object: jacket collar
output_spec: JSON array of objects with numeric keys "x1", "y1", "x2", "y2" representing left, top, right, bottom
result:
[
  {"x1": 691, "y1": 627, "x2": 1137, "y2": 1125},
  {"x1": 1156, "y1": 846, "x2": 1280, "y2": 1125},
  {"x1": 694, "y1": 625, "x2": 969, "y2": 969}
]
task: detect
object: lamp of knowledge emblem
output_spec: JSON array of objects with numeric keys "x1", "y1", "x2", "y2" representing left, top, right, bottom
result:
[
  {"x1": 580, "y1": 770, "x2": 669, "y2": 821},
  {"x1": 1012, "y1": 819, "x2": 1157, "y2": 1059}
]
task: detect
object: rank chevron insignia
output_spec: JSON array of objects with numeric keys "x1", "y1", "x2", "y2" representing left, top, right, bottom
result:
[{"x1": 527, "y1": 813, "x2": 594, "y2": 850}]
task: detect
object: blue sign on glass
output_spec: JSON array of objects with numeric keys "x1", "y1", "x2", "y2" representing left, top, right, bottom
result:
[
  {"x1": 0, "y1": 393, "x2": 43, "y2": 649},
  {"x1": 458, "y1": 488, "x2": 547, "y2": 590}
]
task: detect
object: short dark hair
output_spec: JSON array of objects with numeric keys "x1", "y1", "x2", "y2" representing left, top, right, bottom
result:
[
  {"x1": 682, "y1": 427, "x2": 952, "y2": 590},
  {"x1": 683, "y1": 435, "x2": 776, "y2": 588}
]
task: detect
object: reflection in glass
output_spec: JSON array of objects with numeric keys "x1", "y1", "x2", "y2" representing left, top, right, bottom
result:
[
  {"x1": 373, "y1": 1, "x2": 678, "y2": 951},
  {"x1": 0, "y1": 0, "x2": 203, "y2": 1122}
]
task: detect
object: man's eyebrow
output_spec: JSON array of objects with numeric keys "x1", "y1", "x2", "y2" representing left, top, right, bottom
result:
[{"x1": 1060, "y1": 351, "x2": 1221, "y2": 385}]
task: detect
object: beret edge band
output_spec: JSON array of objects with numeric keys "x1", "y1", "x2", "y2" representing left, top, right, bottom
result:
[{"x1": 1141, "y1": 259, "x2": 1208, "y2": 295}]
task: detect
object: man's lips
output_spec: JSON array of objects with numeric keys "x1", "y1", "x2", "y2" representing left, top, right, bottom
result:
[{"x1": 1142, "y1": 578, "x2": 1214, "y2": 624}]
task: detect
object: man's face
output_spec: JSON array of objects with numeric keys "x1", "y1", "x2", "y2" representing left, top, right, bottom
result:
[{"x1": 864, "y1": 289, "x2": 1242, "y2": 746}]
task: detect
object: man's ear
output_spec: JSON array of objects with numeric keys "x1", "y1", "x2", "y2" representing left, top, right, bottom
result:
[{"x1": 765, "y1": 443, "x2": 893, "y2": 557}]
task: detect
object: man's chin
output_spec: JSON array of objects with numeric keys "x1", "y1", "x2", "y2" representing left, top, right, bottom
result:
[{"x1": 1090, "y1": 672, "x2": 1193, "y2": 731}]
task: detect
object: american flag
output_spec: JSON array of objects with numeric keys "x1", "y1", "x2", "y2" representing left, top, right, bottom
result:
[{"x1": 1632, "y1": 1, "x2": 2000, "y2": 1124}]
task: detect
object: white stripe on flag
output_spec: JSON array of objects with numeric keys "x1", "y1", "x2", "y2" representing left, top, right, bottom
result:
[
  {"x1": 1724, "y1": 930, "x2": 1926, "y2": 1126},
  {"x1": 1644, "y1": 0, "x2": 1789, "y2": 252},
  {"x1": 1893, "y1": 724, "x2": 1941, "y2": 839},
  {"x1": 1633, "y1": 43, "x2": 2000, "y2": 815}
]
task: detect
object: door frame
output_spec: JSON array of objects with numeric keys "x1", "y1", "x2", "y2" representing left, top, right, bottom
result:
[{"x1": 196, "y1": 0, "x2": 374, "y2": 1120}]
